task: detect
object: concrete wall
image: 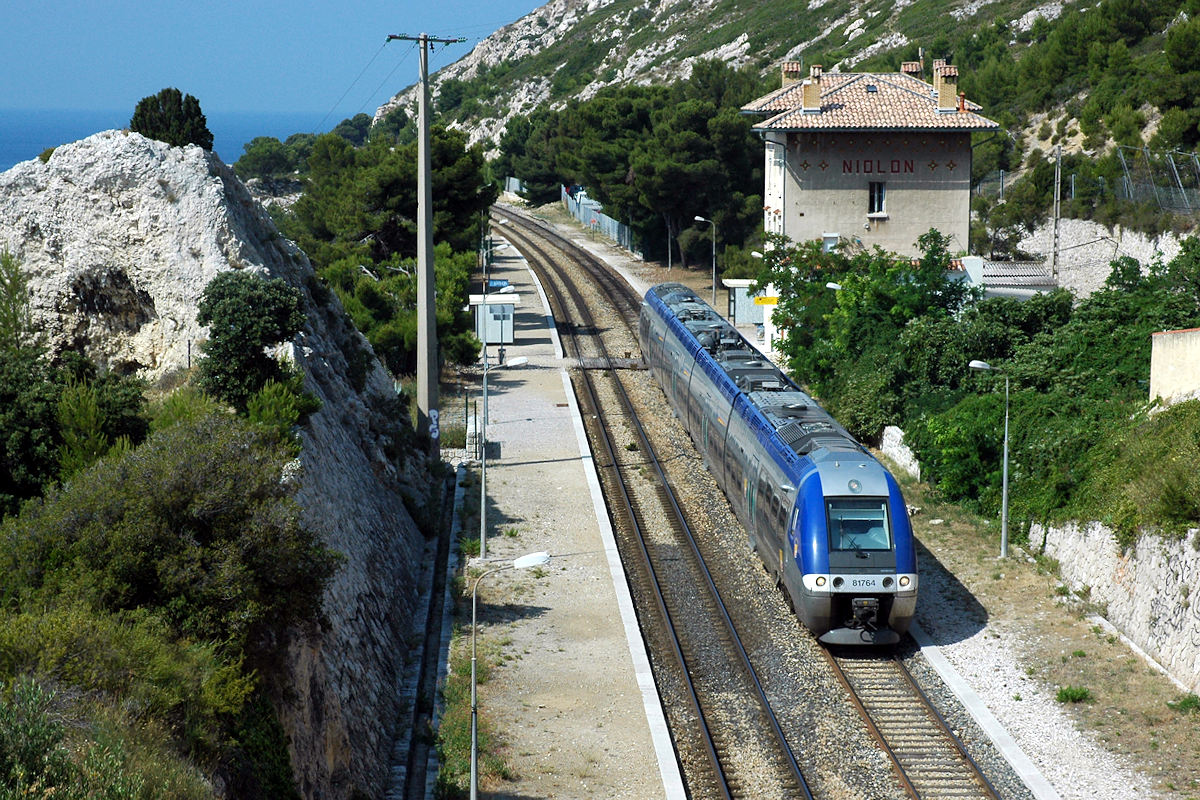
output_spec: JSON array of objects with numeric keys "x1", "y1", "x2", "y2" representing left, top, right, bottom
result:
[
  {"x1": 780, "y1": 131, "x2": 973, "y2": 256},
  {"x1": 1150, "y1": 328, "x2": 1200, "y2": 406},
  {"x1": 1031, "y1": 522, "x2": 1200, "y2": 693}
]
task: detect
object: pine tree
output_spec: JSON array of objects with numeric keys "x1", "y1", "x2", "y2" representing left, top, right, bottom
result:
[{"x1": 130, "y1": 88, "x2": 214, "y2": 150}]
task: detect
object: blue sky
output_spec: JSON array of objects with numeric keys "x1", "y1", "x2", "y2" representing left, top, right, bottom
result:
[{"x1": 1, "y1": 0, "x2": 543, "y2": 117}]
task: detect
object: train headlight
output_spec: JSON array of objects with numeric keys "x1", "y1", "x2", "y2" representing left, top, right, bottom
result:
[
  {"x1": 882, "y1": 577, "x2": 894, "y2": 588},
  {"x1": 847, "y1": 479, "x2": 862, "y2": 494},
  {"x1": 899, "y1": 575, "x2": 911, "y2": 588},
  {"x1": 815, "y1": 576, "x2": 826, "y2": 587},
  {"x1": 832, "y1": 577, "x2": 843, "y2": 588}
]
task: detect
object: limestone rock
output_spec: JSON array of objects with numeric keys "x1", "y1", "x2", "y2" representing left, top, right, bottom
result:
[{"x1": 0, "y1": 131, "x2": 424, "y2": 799}]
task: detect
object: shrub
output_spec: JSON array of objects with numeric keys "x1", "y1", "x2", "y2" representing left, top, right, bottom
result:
[
  {"x1": 0, "y1": 604, "x2": 252, "y2": 754},
  {"x1": 0, "y1": 677, "x2": 77, "y2": 793},
  {"x1": 196, "y1": 271, "x2": 306, "y2": 411},
  {"x1": 246, "y1": 378, "x2": 321, "y2": 452},
  {"x1": 1056, "y1": 685, "x2": 1093, "y2": 703},
  {"x1": 0, "y1": 413, "x2": 340, "y2": 660},
  {"x1": 1166, "y1": 693, "x2": 1199, "y2": 713},
  {"x1": 150, "y1": 385, "x2": 221, "y2": 432}
]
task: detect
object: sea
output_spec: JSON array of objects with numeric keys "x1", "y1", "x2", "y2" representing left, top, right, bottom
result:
[{"x1": 0, "y1": 108, "x2": 330, "y2": 173}]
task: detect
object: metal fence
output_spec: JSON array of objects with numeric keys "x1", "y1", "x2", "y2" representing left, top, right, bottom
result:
[
  {"x1": 974, "y1": 146, "x2": 1200, "y2": 214},
  {"x1": 560, "y1": 185, "x2": 641, "y2": 257}
]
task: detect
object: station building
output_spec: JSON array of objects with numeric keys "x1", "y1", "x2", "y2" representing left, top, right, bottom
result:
[{"x1": 742, "y1": 61, "x2": 1000, "y2": 257}]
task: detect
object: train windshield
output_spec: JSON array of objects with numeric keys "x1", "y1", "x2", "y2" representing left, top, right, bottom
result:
[{"x1": 827, "y1": 498, "x2": 891, "y2": 551}]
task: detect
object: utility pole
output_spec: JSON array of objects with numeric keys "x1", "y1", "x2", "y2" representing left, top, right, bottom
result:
[
  {"x1": 1051, "y1": 144, "x2": 1061, "y2": 283},
  {"x1": 388, "y1": 32, "x2": 465, "y2": 460}
]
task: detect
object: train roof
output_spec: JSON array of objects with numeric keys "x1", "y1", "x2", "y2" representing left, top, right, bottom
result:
[{"x1": 646, "y1": 283, "x2": 864, "y2": 458}]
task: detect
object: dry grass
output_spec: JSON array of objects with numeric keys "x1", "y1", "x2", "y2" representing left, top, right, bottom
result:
[{"x1": 893, "y1": 465, "x2": 1200, "y2": 799}]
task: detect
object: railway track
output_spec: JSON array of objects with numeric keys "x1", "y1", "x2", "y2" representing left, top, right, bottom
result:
[
  {"x1": 489, "y1": 205, "x2": 1025, "y2": 800},
  {"x1": 494, "y1": 208, "x2": 813, "y2": 799},
  {"x1": 827, "y1": 649, "x2": 1002, "y2": 799}
]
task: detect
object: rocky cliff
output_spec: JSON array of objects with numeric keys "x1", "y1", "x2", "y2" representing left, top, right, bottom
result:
[{"x1": 0, "y1": 132, "x2": 427, "y2": 798}]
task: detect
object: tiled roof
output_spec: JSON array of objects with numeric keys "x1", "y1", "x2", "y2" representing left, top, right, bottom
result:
[{"x1": 742, "y1": 72, "x2": 999, "y2": 132}]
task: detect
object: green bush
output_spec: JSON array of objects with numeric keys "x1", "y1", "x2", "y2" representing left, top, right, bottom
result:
[
  {"x1": 0, "y1": 677, "x2": 78, "y2": 794},
  {"x1": 0, "y1": 413, "x2": 340, "y2": 659},
  {"x1": 1167, "y1": 693, "x2": 1199, "y2": 713},
  {"x1": 0, "y1": 604, "x2": 252, "y2": 755},
  {"x1": 150, "y1": 385, "x2": 221, "y2": 432},
  {"x1": 130, "y1": 88, "x2": 213, "y2": 150},
  {"x1": 246, "y1": 378, "x2": 321, "y2": 452},
  {"x1": 1056, "y1": 685, "x2": 1093, "y2": 703},
  {"x1": 196, "y1": 271, "x2": 305, "y2": 411}
]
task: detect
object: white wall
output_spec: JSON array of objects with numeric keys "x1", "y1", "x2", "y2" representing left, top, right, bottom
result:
[{"x1": 1032, "y1": 521, "x2": 1200, "y2": 693}]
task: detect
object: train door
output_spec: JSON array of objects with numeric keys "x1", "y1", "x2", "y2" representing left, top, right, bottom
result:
[{"x1": 746, "y1": 457, "x2": 762, "y2": 545}]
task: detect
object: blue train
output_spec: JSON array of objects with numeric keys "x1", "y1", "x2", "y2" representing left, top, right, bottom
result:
[{"x1": 638, "y1": 283, "x2": 917, "y2": 645}]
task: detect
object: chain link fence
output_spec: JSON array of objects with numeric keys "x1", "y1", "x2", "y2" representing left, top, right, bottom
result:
[
  {"x1": 561, "y1": 185, "x2": 641, "y2": 257},
  {"x1": 974, "y1": 146, "x2": 1200, "y2": 214}
]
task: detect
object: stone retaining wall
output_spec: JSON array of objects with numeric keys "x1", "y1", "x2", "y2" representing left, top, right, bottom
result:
[
  {"x1": 878, "y1": 425, "x2": 1199, "y2": 693},
  {"x1": 1030, "y1": 521, "x2": 1200, "y2": 693}
]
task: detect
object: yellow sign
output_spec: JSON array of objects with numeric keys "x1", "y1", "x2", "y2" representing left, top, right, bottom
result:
[{"x1": 754, "y1": 296, "x2": 778, "y2": 305}]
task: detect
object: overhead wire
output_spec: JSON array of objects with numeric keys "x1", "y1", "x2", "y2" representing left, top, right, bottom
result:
[
  {"x1": 316, "y1": 39, "x2": 391, "y2": 132},
  {"x1": 357, "y1": 39, "x2": 420, "y2": 117},
  {"x1": 357, "y1": 37, "x2": 473, "y2": 118}
]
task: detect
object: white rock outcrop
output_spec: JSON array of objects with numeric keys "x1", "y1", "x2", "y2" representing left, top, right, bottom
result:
[
  {"x1": 0, "y1": 132, "x2": 427, "y2": 799},
  {"x1": 1018, "y1": 217, "x2": 1184, "y2": 298}
]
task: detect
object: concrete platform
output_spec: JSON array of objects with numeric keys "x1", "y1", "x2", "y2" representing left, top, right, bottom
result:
[{"x1": 453, "y1": 240, "x2": 685, "y2": 799}]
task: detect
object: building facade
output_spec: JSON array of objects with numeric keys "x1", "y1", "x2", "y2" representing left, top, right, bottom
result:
[{"x1": 744, "y1": 62, "x2": 999, "y2": 257}]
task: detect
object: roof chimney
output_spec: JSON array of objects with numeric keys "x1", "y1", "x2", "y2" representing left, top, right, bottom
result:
[
  {"x1": 900, "y1": 61, "x2": 922, "y2": 78},
  {"x1": 802, "y1": 64, "x2": 823, "y2": 112},
  {"x1": 932, "y1": 59, "x2": 947, "y2": 95},
  {"x1": 781, "y1": 61, "x2": 803, "y2": 87},
  {"x1": 936, "y1": 64, "x2": 958, "y2": 111}
]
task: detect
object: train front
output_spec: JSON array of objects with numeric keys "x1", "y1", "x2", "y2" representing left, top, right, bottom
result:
[{"x1": 794, "y1": 451, "x2": 918, "y2": 646}]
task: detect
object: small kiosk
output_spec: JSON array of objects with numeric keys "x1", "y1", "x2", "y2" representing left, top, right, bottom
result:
[{"x1": 469, "y1": 292, "x2": 522, "y2": 348}]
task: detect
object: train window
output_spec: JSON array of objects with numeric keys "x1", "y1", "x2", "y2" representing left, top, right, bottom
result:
[{"x1": 827, "y1": 498, "x2": 891, "y2": 551}]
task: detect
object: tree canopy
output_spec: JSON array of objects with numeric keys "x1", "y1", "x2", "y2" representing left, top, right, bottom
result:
[
  {"x1": 755, "y1": 231, "x2": 1200, "y2": 539},
  {"x1": 497, "y1": 60, "x2": 767, "y2": 267},
  {"x1": 130, "y1": 88, "x2": 214, "y2": 150},
  {"x1": 276, "y1": 124, "x2": 496, "y2": 372}
]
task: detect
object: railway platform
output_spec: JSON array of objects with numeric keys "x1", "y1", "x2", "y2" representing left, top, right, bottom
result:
[{"x1": 451, "y1": 235, "x2": 685, "y2": 799}]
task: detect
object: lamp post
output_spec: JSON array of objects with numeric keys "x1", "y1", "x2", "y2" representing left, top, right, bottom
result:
[
  {"x1": 694, "y1": 215, "x2": 717, "y2": 306},
  {"x1": 969, "y1": 359, "x2": 1009, "y2": 559},
  {"x1": 470, "y1": 551, "x2": 552, "y2": 800}
]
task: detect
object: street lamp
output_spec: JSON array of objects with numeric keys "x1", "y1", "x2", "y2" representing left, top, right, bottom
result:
[
  {"x1": 969, "y1": 359, "x2": 1009, "y2": 559},
  {"x1": 825, "y1": 281, "x2": 842, "y2": 291},
  {"x1": 694, "y1": 215, "x2": 717, "y2": 306},
  {"x1": 470, "y1": 551, "x2": 552, "y2": 800}
]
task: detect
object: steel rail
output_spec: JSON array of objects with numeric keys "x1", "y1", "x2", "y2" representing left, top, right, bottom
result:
[
  {"x1": 825, "y1": 649, "x2": 1003, "y2": 800},
  {"x1": 496, "y1": 208, "x2": 812, "y2": 799}
]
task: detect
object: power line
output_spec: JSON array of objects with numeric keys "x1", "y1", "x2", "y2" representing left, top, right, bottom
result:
[
  {"x1": 357, "y1": 40, "x2": 418, "y2": 117},
  {"x1": 317, "y1": 40, "x2": 390, "y2": 132}
]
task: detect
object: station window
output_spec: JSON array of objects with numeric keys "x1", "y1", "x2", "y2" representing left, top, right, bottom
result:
[{"x1": 868, "y1": 182, "x2": 886, "y2": 216}]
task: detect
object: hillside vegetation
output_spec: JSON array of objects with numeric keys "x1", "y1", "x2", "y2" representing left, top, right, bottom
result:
[
  {"x1": 427, "y1": 0, "x2": 1200, "y2": 252},
  {"x1": 0, "y1": 254, "x2": 337, "y2": 797},
  {"x1": 753, "y1": 231, "x2": 1200, "y2": 545}
]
